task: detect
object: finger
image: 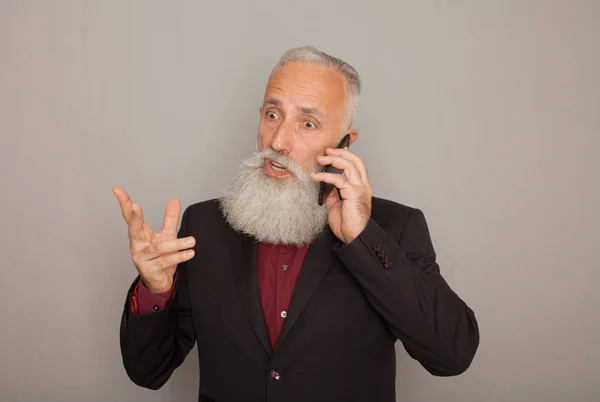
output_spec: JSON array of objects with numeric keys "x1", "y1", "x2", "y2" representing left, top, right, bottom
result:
[
  {"x1": 161, "y1": 198, "x2": 181, "y2": 236},
  {"x1": 317, "y1": 155, "x2": 362, "y2": 184},
  {"x1": 153, "y1": 248, "x2": 196, "y2": 270},
  {"x1": 113, "y1": 187, "x2": 133, "y2": 223},
  {"x1": 129, "y1": 202, "x2": 145, "y2": 239},
  {"x1": 139, "y1": 236, "x2": 196, "y2": 261},
  {"x1": 310, "y1": 171, "x2": 349, "y2": 190},
  {"x1": 325, "y1": 147, "x2": 369, "y2": 184}
]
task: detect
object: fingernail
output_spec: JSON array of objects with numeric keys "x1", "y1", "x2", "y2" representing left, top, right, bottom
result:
[
  {"x1": 186, "y1": 237, "x2": 195, "y2": 246},
  {"x1": 187, "y1": 250, "x2": 195, "y2": 257}
]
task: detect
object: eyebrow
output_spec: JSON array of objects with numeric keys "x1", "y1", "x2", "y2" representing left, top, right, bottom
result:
[
  {"x1": 298, "y1": 106, "x2": 327, "y2": 121},
  {"x1": 263, "y1": 97, "x2": 282, "y2": 107},
  {"x1": 263, "y1": 97, "x2": 327, "y2": 121}
]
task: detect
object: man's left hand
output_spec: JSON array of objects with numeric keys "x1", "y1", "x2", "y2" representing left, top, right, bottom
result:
[{"x1": 310, "y1": 147, "x2": 373, "y2": 244}]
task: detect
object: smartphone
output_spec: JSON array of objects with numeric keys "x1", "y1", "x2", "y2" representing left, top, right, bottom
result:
[{"x1": 318, "y1": 133, "x2": 351, "y2": 206}]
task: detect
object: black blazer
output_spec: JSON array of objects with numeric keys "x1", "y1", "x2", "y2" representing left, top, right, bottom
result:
[{"x1": 120, "y1": 197, "x2": 479, "y2": 402}]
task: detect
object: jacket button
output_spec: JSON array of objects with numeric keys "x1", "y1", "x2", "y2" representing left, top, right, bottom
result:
[
  {"x1": 381, "y1": 256, "x2": 389, "y2": 263},
  {"x1": 377, "y1": 250, "x2": 385, "y2": 258},
  {"x1": 270, "y1": 370, "x2": 282, "y2": 381},
  {"x1": 384, "y1": 262, "x2": 392, "y2": 269},
  {"x1": 373, "y1": 245, "x2": 382, "y2": 252}
]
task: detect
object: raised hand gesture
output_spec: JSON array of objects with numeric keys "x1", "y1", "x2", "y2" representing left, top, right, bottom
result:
[{"x1": 113, "y1": 187, "x2": 195, "y2": 293}]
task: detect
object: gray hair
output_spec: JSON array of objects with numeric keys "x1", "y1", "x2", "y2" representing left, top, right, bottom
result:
[{"x1": 270, "y1": 45, "x2": 362, "y2": 128}]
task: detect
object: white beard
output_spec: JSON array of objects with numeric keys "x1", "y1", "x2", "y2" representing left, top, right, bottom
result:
[{"x1": 219, "y1": 147, "x2": 328, "y2": 246}]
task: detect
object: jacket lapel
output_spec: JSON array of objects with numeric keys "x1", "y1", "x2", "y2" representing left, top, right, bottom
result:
[
  {"x1": 230, "y1": 231, "x2": 273, "y2": 356},
  {"x1": 274, "y1": 228, "x2": 339, "y2": 352}
]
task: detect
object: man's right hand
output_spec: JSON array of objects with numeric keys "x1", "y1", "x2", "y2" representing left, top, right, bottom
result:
[{"x1": 113, "y1": 187, "x2": 196, "y2": 293}]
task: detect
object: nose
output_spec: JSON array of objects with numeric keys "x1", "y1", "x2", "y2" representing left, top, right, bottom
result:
[{"x1": 270, "y1": 119, "x2": 294, "y2": 154}]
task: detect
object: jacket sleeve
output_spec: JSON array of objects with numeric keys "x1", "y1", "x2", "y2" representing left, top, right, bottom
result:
[
  {"x1": 334, "y1": 208, "x2": 479, "y2": 376},
  {"x1": 119, "y1": 206, "x2": 196, "y2": 390}
]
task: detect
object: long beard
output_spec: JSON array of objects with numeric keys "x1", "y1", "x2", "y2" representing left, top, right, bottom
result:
[{"x1": 219, "y1": 147, "x2": 328, "y2": 246}]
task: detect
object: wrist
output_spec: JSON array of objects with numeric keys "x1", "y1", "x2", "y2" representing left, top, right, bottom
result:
[{"x1": 141, "y1": 277, "x2": 173, "y2": 294}]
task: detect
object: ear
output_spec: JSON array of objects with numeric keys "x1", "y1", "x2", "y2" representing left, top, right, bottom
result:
[{"x1": 347, "y1": 128, "x2": 359, "y2": 145}]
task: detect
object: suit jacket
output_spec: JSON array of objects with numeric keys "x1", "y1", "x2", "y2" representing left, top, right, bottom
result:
[{"x1": 120, "y1": 197, "x2": 479, "y2": 402}]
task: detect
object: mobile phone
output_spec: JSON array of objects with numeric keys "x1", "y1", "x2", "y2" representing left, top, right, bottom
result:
[{"x1": 318, "y1": 133, "x2": 351, "y2": 206}]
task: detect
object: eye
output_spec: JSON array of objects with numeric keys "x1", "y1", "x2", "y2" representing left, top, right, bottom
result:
[
  {"x1": 266, "y1": 111, "x2": 278, "y2": 120},
  {"x1": 303, "y1": 121, "x2": 317, "y2": 129}
]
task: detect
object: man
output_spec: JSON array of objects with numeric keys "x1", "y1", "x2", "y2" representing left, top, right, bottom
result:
[{"x1": 115, "y1": 46, "x2": 479, "y2": 402}]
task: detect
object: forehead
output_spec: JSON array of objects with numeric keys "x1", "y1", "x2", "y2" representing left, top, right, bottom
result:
[{"x1": 264, "y1": 62, "x2": 347, "y2": 112}]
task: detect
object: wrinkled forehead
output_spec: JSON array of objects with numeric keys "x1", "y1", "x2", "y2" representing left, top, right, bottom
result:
[{"x1": 264, "y1": 62, "x2": 347, "y2": 116}]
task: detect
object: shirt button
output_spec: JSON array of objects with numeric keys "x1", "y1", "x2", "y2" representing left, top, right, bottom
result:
[
  {"x1": 280, "y1": 311, "x2": 287, "y2": 318},
  {"x1": 152, "y1": 305, "x2": 159, "y2": 312},
  {"x1": 270, "y1": 369, "x2": 282, "y2": 381},
  {"x1": 282, "y1": 265, "x2": 289, "y2": 271}
]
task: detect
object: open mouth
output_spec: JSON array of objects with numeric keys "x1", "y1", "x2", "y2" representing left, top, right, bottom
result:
[{"x1": 270, "y1": 160, "x2": 287, "y2": 172}]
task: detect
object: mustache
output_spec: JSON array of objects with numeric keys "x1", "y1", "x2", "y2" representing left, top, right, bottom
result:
[{"x1": 257, "y1": 147, "x2": 321, "y2": 177}]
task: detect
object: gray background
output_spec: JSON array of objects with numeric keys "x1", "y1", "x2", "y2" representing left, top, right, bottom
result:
[{"x1": 1, "y1": 1, "x2": 599, "y2": 401}]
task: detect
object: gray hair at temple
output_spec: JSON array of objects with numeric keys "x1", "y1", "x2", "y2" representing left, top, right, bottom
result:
[{"x1": 270, "y1": 45, "x2": 362, "y2": 129}]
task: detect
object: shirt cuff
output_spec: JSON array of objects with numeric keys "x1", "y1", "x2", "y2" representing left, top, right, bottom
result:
[{"x1": 130, "y1": 279, "x2": 176, "y2": 314}]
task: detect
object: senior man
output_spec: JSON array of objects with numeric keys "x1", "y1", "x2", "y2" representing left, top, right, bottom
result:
[{"x1": 115, "y1": 45, "x2": 479, "y2": 402}]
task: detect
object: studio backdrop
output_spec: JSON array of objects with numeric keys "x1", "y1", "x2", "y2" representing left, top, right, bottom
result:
[{"x1": 1, "y1": 1, "x2": 599, "y2": 401}]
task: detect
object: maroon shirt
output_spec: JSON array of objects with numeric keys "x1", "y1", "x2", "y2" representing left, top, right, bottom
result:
[
  {"x1": 256, "y1": 242, "x2": 309, "y2": 347},
  {"x1": 131, "y1": 242, "x2": 309, "y2": 347}
]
